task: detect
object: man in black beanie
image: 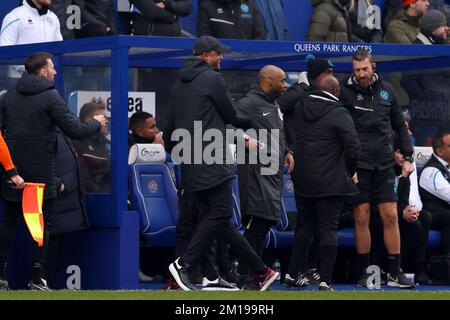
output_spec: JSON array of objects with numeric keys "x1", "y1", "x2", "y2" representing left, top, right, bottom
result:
[
  {"x1": 277, "y1": 55, "x2": 334, "y2": 288},
  {"x1": 414, "y1": 9, "x2": 448, "y2": 44}
]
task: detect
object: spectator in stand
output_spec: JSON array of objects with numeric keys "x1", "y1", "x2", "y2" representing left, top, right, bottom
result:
[
  {"x1": 306, "y1": 0, "x2": 353, "y2": 42},
  {"x1": 253, "y1": 0, "x2": 291, "y2": 40},
  {"x1": 73, "y1": 102, "x2": 110, "y2": 193},
  {"x1": 197, "y1": 0, "x2": 266, "y2": 39},
  {"x1": 384, "y1": 0, "x2": 429, "y2": 43},
  {"x1": 49, "y1": 0, "x2": 75, "y2": 40},
  {"x1": 131, "y1": 0, "x2": 192, "y2": 37},
  {"x1": 414, "y1": 9, "x2": 448, "y2": 43},
  {"x1": 419, "y1": 131, "x2": 450, "y2": 265},
  {"x1": 72, "y1": 0, "x2": 116, "y2": 38},
  {"x1": 349, "y1": 0, "x2": 383, "y2": 43}
]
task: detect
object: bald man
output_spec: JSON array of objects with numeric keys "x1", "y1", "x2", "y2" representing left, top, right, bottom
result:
[
  {"x1": 288, "y1": 74, "x2": 361, "y2": 290},
  {"x1": 234, "y1": 65, "x2": 292, "y2": 288}
]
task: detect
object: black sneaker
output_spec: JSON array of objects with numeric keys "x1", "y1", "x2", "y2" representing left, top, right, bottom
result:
[
  {"x1": 169, "y1": 258, "x2": 196, "y2": 291},
  {"x1": 201, "y1": 277, "x2": 240, "y2": 291},
  {"x1": 387, "y1": 273, "x2": 415, "y2": 289},
  {"x1": 282, "y1": 274, "x2": 296, "y2": 287},
  {"x1": 357, "y1": 269, "x2": 376, "y2": 289},
  {"x1": 318, "y1": 282, "x2": 333, "y2": 291},
  {"x1": 283, "y1": 273, "x2": 309, "y2": 288},
  {"x1": 223, "y1": 271, "x2": 240, "y2": 286},
  {"x1": 28, "y1": 278, "x2": 51, "y2": 291},
  {"x1": 0, "y1": 278, "x2": 9, "y2": 290},
  {"x1": 305, "y1": 269, "x2": 321, "y2": 285},
  {"x1": 415, "y1": 272, "x2": 432, "y2": 285}
]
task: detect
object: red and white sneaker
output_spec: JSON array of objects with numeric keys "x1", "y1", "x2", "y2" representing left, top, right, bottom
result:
[{"x1": 252, "y1": 267, "x2": 279, "y2": 291}]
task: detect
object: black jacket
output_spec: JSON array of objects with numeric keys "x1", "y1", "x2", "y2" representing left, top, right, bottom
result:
[
  {"x1": 235, "y1": 85, "x2": 284, "y2": 222},
  {"x1": 128, "y1": 133, "x2": 155, "y2": 151},
  {"x1": 0, "y1": 73, "x2": 101, "y2": 201},
  {"x1": 165, "y1": 59, "x2": 248, "y2": 192},
  {"x1": 72, "y1": 0, "x2": 116, "y2": 33},
  {"x1": 277, "y1": 71, "x2": 311, "y2": 151},
  {"x1": 49, "y1": 0, "x2": 75, "y2": 40},
  {"x1": 51, "y1": 131, "x2": 89, "y2": 236},
  {"x1": 197, "y1": 0, "x2": 266, "y2": 39},
  {"x1": 294, "y1": 90, "x2": 360, "y2": 197},
  {"x1": 72, "y1": 133, "x2": 110, "y2": 193},
  {"x1": 132, "y1": 0, "x2": 192, "y2": 36},
  {"x1": 340, "y1": 74, "x2": 413, "y2": 170}
]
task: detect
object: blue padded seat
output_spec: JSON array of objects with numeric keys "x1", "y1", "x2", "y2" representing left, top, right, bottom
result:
[{"x1": 129, "y1": 163, "x2": 179, "y2": 247}]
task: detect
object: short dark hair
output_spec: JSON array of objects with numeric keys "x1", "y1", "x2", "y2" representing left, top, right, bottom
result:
[
  {"x1": 352, "y1": 48, "x2": 373, "y2": 63},
  {"x1": 79, "y1": 102, "x2": 106, "y2": 121},
  {"x1": 25, "y1": 52, "x2": 53, "y2": 75},
  {"x1": 129, "y1": 111, "x2": 154, "y2": 134},
  {"x1": 432, "y1": 131, "x2": 450, "y2": 153}
]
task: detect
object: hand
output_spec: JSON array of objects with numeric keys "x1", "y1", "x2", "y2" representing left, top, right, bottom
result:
[
  {"x1": 59, "y1": 182, "x2": 65, "y2": 193},
  {"x1": 10, "y1": 175, "x2": 24, "y2": 189},
  {"x1": 402, "y1": 159, "x2": 414, "y2": 177},
  {"x1": 153, "y1": 133, "x2": 164, "y2": 145},
  {"x1": 155, "y1": 1, "x2": 166, "y2": 8},
  {"x1": 93, "y1": 114, "x2": 108, "y2": 130},
  {"x1": 402, "y1": 205, "x2": 419, "y2": 223},
  {"x1": 245, "y1": 138, "x2": 260, "y2": 150},
  {"x1": 394, "y1": 149, "x2": 404, "y2": 167},
  {"x1": 352, "y1": 172, "x2": 358, "y2": 184},
  {"x1": 106, "y1": 27, "x2": 111, "y2": 33},
  {"x1": 284, "y1": 153, "x2": 294, "y2": 175}
]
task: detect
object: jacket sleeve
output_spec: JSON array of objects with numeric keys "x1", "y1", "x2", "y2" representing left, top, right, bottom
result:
[
  {"x1": 133, "y1": 0, "x2": 177, "y2": 22},
  {"x1": 72, "y1": 0, "x2": 103, "y2": 26},
  {"x1": 252, "y1": 6, "x2": 267, "y2": 40},
  {"x1": 278, "y1": 86, "x2": 305, "y2": 151},
  {"x1": 386, "y1": 84, "x2": 414, "y2": 157},
  {"x1": 166, "y1": 0, "x2": 192, "y2": 17},
  {"x1": 53, "y1": 15, "x2": 63, "y2": 41},
  {"x1": 49, "y1": 91, "x2": 101, "y2": 139},
  {"x1": 336, "y1": 108, "x2": 360, "y2": 175},
  {"x1": 306, "y1": 6, "x2": 333, "y2": 41},
  {"x1": 383, "y1": 21, "x2": 413, "y2": 43},
  {"x1": 196, "y1": 3, "x2": 214, "y2": 37},
  {"x1": 396, "y1": 176, "x2": 410, "y2": 219},
  {"x1": 0, "y1": 12, "x2": 19, "y2": 46}
]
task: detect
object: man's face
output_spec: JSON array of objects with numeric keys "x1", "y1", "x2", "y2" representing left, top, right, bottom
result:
[
  {"x1": 438, "y1": 134, "x2": 450, "y2": 163},
  {"x1": 352, "y1": 58, "x2": 375, "y2": 88},
  {"x1": 413, "y1": 0, "x2": 429, "y2": 15},
  {"x1": 432, "y1": 26, "x2": 448, "y2": 40},
  {"x1": 35, "y1": 0, "x2": 52, "y2": 6},
  {"x1": 267, "y1": 70, "x2": 288, "y2": 99},
  {"x1": 204, "y1": 50, "x2": 223, "y2": 70},
  {"x1": 41, "y1": 58, "x2": 57, "y2": 83},
  {"x1": 136, "y1": 117, "x2": 159, "y2": 140}
]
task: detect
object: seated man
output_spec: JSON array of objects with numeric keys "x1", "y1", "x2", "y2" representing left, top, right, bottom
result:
[
  {"x1": 419, "y1": 131, "x2": 450, "y2": 261},
  {"x1": 128, "y1": 111, "x2": 164, "y2": 151}
]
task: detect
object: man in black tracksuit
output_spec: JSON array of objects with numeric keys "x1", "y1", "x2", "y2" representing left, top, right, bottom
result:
[
  {"x1": 72, "y1": 0, "x2": 116, "y2": 38},
  {"x1": 292, "y1": 75, "x2": 360, "y2": 290},
  {"x1": 197, "y1": 0, "x2": 266, "y2": 39},
  {"x1": 166, "y1": 36, "x2": 278, "y2": 291},
  {"x1": 340, "y1": 48, "x2": 415, "y2": 288},
  {"x1": 0, "y1": 53, "x2": 105, "y2": 290},
  {"x1": 131, "y1": 0, "x2": 192, "y2": 37},
  {"x1": 235, "y1": 65, "x2": 292, "y2": 284}
]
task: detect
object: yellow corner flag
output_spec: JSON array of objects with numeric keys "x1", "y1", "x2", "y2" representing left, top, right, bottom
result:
[{"x1": 22, "y1": 183, "x2": 45, "y2": 247}]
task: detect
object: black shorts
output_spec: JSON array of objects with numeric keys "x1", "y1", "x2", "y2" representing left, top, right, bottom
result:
[{"x1": 350, "y1": 168, "x2": 398, "y2": 205}]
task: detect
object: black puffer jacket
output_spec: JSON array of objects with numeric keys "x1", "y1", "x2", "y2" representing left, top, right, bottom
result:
[
  {"x1": 165, "y1": 59, "x2": 249, "y2": 192},
  {"x1": 197, "y1": 0, "x2": 266, "y2": 39},
  {"x1": 0, "y1": 72, "x2": 101, "y2": 201},
  {"x1": 132, "y1": 0, "x2": 192, "y2": 36},
  {"x1": 294, "y1": 90, "x2": 360, "y2": 197},
  {"x1": 340, "y1": 74, "x2": 413, "y2": 170},
  {"x1": 51, "y1": 131, "x2": 89, "y2": 236},
  {"x1": 49, "y1": 0, "x2": 75, "y2": 40},
  {"x1": 72, "y1": 0, "x2": 116, "y2": 33}
]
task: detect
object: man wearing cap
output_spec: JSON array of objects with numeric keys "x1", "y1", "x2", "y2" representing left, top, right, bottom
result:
[
  {"x1": 165, "y1": 35, "x2": 279, "y2": 291},
  {"x1": 415, "y1": 9, "x2": 448, "y2": 43},
  {"x1": 384, "y1": 0, "x2": 429, "y2": 43}
]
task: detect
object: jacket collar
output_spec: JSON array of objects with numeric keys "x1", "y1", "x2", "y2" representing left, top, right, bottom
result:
[
  {"x1": 24, "y1": 0, "x2": 49, "y2": 16},
  {"x1": 433, "y1": 152, "x2": 450, "y2": 169}
]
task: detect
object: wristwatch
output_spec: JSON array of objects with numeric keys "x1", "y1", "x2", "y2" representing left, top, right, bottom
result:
[{"x1": 404, "y1": 156, "x2": 414, "y2": 163}]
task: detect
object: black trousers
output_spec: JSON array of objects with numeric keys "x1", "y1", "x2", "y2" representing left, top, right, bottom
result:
[
  {"x1": 289, "y1": 196, "x2": 344, "y2": 283},
  {"x1": 0, "y1": 199, "x2": 54, "y2": 265},
  {"x1": 43, "y1": 234, "x2": 67, "y2": 288},
  {"x1": 181, "y1": 180, "x2": 266, "y2": 274}
]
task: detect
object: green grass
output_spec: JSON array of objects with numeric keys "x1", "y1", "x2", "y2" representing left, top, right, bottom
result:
[{"x1": 1, "y1": 290, "x2": 450, "y2": 300}]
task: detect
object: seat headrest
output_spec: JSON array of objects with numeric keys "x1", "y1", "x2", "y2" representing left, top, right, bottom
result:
[
  {"x1": 128, "y1": 144, "x2": 166, "y2": 165},
  {"x1": 413, "y1": 146, "x2": 433, "y2": 167}
]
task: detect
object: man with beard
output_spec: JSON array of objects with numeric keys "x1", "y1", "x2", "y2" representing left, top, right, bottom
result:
[
  {"x1": 235, "y1": 65, "x2": 292, "y2": 287},
  {"x1": 340, "y1": 48, "x2": 415, "y2": 288}
]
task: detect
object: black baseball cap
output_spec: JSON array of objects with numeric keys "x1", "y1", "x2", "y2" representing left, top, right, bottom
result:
[{"x1": 192, "y1": 36, "x2": 231, "y2": 56}]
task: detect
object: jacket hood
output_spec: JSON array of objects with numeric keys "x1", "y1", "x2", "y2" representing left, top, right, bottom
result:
[
  {"x1": 179, "y1": 59, "x2": 214, "y2": 83},
  {"x1": 301, "y1": 90, "x2": 342, "y2": 122},
  {"x1": 17, "y1": 72, "x2": 54, "y2": 96},
  {"x1": 311, "y1": 0, "x2": 344, "y2": 8}
]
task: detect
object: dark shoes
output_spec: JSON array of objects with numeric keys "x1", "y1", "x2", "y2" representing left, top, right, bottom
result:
[
  {"x1": 318, "y1": 282, "x2": 334, "y2": 291},
  {"x1": 282, "y1": 273, "x2": 309, "y2": 288},
  {"x1": 0, "y1": 278, "x2": 9, "y2": 290},
  {"x1": 201, "y1": 277, "x2": 240, "y2": 291},
  {"x1": 28, "y1": 278, "x2": 51, "y2": 291},
  {"x1": 387, "y1": 273, "x2": 415, "y2": 289},
  {"x1": 169, "y1": 258, "x2": 196, "y2": 291}
]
